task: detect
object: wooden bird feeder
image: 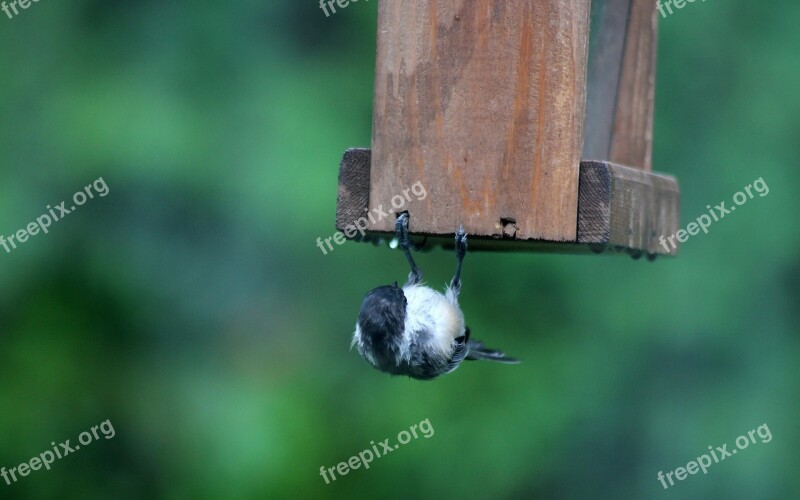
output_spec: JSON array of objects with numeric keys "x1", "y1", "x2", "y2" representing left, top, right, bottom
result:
[{"x1": 336, "y1": 0, "x2": 680, "y2": 258}]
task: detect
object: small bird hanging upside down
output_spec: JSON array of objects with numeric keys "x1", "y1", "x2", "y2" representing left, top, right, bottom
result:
[{"x1": 352, "y1": 213, "x2": 519, "y2": 380}]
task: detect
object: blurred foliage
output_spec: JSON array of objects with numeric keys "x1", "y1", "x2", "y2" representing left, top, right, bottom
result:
[{"x1": 0, "y1": 1, "x2": 798, "y2": 498}]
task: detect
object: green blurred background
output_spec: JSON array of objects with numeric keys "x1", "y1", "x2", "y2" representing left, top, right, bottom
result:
[{"x1": 0, "y1": 1, "x2": 798, "y2": 498}]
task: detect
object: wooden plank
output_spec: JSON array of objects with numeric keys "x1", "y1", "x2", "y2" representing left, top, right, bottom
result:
[
  {"x1": 336, "y1": 148, "x2": 372, "y2": 236},
  {"x1": 578, "y1": 161, "x2": 679, "y2": 255},
  {"x1": 335, "y1": 150, "x2": 680, "y2": 256},
  {"x1": 370, "y1": 0, "x2": 591, "y2": 242},
  {"x1": 609, "y1": 0, "x2": 658, "y2": 170}
]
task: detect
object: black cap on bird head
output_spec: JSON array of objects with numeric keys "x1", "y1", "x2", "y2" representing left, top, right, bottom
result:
[{"x1": 357, "y1": 283, "x2": 407, "y2": 361}]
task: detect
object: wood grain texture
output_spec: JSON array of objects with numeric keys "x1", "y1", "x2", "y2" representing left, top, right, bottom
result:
[
  {"x1": 609, "y1": 0, "x2": 658, "y2": 170},
  {"x1": 336, "y1": 150, "x2": 680, "y2": 256},
  {"x1": 578, "y1": 161, "x2": 679, "y2": 255},
  {"x1": 370, "y1": 0, "x2": 591, "y2": 241},
  {"x1": 336, "y1": 148, "x2": 372, "y2": 234}
]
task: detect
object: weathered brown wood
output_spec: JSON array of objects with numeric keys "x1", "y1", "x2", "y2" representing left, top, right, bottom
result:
[
  {"x1": 336, "y1": 148, "x2": 372, "y2": 235},
  {"x1": 578, "y1": 161, "x2": 679, "y2": 255},
  {"x1": 335, "y1": 150, "x2": 680, "y2": 256},
  {"x1": 370, "y1": 0, "x2": 591, "y2": 242},
  {"x1": 609, "y1": 0, "x2": 658, "y2": 170},
  {"x1": 334, "y1": 0, "x2": 678, "y2": 256}
]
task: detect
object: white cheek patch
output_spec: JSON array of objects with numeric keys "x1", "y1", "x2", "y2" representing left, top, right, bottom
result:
[
  {"x1": 351, "y1": 324, "x2": 361, "y2": 350},
  {"x1": 352, "y1": 324, "x2": 376, "y2": 366},
  {"x1": 403, "y1": 284, "x2": 464, "y2": 362}
]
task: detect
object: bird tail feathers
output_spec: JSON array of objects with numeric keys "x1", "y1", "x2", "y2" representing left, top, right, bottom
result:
[{"x1": 465, "y1": 340, "x2": 520, "y2": 364}]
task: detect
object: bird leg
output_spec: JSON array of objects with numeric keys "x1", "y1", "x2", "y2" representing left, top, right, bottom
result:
[
  {"x1": 451, "y1": 225, "x2": 467, "y2": 292},
  {"x1": 396, "y1": 213, "x2": 422, "y2": 285}
]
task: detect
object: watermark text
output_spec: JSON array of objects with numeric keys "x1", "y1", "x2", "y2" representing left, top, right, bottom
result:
[
  {"x1": 319, "y1": 418, "x2": 433, "y2": 484},
  {"x1": 657, "y1": 422, "x2": 772, "y2": 490},
  {"x1": 0, "y1": 177, "x2": 110, "y2": 255},
  {"x1": 2, "y1": 419, "x2": 116, "y2": 487},
  {"x1": 659, "y1": 177, "x2": 768, "y2": 251}
]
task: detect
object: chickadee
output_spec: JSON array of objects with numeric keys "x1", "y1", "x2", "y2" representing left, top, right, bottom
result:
[{"x1": 352, "y1": 213, "x2": 519, "y2": 380}]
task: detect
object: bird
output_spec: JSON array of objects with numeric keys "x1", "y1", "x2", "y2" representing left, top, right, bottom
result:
[{"x1": 351, "y1": 212, "x2": 519, "y2": 380}]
